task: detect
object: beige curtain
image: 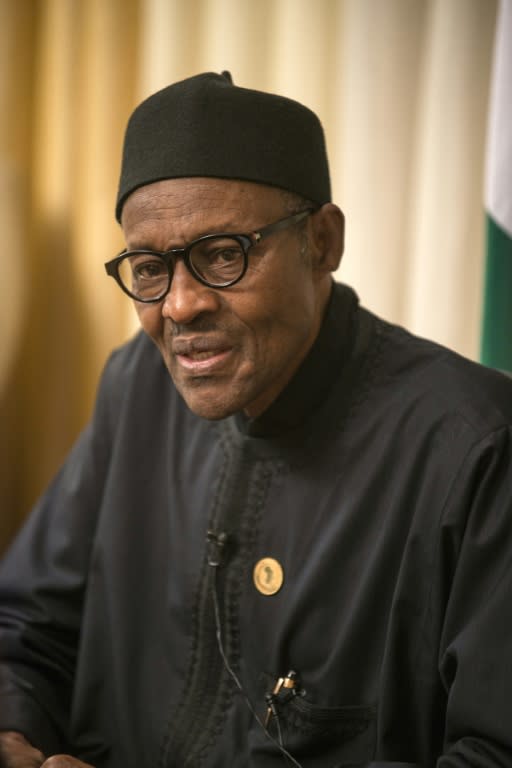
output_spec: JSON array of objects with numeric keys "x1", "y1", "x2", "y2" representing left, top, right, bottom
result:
[{"x1": 0, "y1": 0, "x2": 497, "y2": 551}]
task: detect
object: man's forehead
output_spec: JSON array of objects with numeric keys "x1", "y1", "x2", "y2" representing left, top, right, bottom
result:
[
  {"x1": 122, "y1": 177, "x2": 286, "y2": 222},
  {"x1": 120, "y1": 178, "x2": 289, "y2": 247}
]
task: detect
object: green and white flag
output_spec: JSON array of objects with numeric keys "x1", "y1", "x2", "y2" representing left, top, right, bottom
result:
[{"x1": 481, "y1": 0, "x2": 512, "y2": 372}]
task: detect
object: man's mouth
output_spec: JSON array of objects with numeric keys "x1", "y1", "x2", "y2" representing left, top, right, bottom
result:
[
  {"x1": 182, "y1": 349, "x2": 222, "y2": 361},
  {"x1": 172, "y1": 337, "x2": 233, "y2": 373}
]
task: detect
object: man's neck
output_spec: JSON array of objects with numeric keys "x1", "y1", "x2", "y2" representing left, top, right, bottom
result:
[{"x1": 234, "y1": 283, "x2": 358, "y2": 438}]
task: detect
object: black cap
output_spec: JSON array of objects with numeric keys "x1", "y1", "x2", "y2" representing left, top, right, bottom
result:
[{"x1": 116, "y1": 71, "x2": 331, "y2": 221}]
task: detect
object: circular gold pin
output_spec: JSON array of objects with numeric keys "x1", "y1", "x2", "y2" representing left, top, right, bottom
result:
[{"x1": 253, "y1": 557, "x2": 284, "y2": 596}]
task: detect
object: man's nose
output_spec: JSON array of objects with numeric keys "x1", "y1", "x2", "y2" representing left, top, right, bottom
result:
[{"x1": 161, "y1": 259, "x2": 221, "y2": 324}]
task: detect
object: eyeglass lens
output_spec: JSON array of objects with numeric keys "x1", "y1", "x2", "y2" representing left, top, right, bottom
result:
[{"x1": 117, "y1": 236, "x2": 247, "y2": 299}]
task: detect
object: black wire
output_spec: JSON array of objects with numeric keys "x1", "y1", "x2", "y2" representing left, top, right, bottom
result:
[{"x1": 210, "y1": 566, "x2": 303, "y2": 768}]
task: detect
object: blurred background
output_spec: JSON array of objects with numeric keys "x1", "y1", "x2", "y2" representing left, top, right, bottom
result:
[{"x1": 0, "y1": 0, "x2": 507, "y2": 551}]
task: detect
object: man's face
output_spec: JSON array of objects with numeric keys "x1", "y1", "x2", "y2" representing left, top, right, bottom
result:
[{"x1": 121, "y1": 178, "x2": 332, "y2": 420}]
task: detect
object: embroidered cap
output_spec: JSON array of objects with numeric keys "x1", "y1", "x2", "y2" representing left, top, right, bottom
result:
[{"x1": 115, "y1": 71, "x2": 331, "y2": 221}]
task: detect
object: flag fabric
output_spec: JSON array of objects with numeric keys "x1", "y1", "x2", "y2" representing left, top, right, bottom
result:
[{"x1": 481, "y1": 0, "x2": 512, "y2": 373}]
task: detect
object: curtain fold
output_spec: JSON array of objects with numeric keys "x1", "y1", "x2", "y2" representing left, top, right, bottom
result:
[
  {"x1": 333, "y1": 0, "x2": 428, "y2": 320},
  {"x1": 403, "y1": 0, "x2": 496, "y2": 357},
  {"x1": 0, "y1": 0, "x2": 498, "y2": 550}
]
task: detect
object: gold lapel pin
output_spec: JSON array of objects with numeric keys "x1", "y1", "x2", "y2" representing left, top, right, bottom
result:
[{"x1": 253, "y1": 557, "x2": 284, "y2": 596}]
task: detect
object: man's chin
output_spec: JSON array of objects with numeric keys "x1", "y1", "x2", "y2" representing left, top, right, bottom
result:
[
  {"x1": 169, "y1": 366, "x2": 258, "y2": 421},
  {"x1": 177, "y1": 384, "x2": 242, "y2": 421},
  {"x1": 184, "y1": 400, "x2": 240, "y2": 421}
]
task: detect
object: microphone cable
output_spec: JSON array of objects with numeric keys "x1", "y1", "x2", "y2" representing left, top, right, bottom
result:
[{"x1": 209, "y1": 550, "x2": 303, "y2": 768}]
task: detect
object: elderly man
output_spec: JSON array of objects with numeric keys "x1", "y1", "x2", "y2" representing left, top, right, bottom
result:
[{"x1": 0, "y1": 72, "x2": 511, "y2": 768}]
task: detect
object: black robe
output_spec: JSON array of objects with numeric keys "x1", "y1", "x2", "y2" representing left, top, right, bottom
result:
[{"x1": 1, "y1": 283, "x2": 512, "y2": 767}]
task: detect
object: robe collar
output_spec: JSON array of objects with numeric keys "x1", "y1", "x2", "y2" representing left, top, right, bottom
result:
[{"x1": 234, "y1": 282, "x2": 359, "y2": 438}]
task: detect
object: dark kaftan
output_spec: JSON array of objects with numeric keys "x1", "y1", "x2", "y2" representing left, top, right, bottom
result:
[{"x1": 1, "y1": 284, "x2": 511, "y2": 768}]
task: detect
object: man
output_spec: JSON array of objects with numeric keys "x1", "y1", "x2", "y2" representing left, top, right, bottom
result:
[{"x1": 0, "y1": 72, "x2": 511, "y2": 768}]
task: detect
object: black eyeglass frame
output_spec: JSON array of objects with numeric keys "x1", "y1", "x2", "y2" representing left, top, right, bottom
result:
[{"x1": 104, "y1": 208, "x2": 315, "y2": 302}]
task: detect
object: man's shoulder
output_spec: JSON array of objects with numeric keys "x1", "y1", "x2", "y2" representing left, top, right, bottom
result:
[
  {"x1": 106, "y1": 329, "x2": 163, "y2": 373},
  {"x1": 97, "y1": 330, "x2": 175, "y2": 409},
  {"x1": 364, "y1": 310, "x2": 512, "y2": 439},
  {"x1": 108, "y1": 328, "x2": 162, "y2": 368}
]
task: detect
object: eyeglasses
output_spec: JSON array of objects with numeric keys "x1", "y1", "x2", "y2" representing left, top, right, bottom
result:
[{"x1": 104, "y1": 208, "x2": 314, "y2": 302}]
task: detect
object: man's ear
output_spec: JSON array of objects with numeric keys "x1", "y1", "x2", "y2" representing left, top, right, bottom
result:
[{"x1": 309, "y1": 203, "x2": 345, "y2": 275}]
